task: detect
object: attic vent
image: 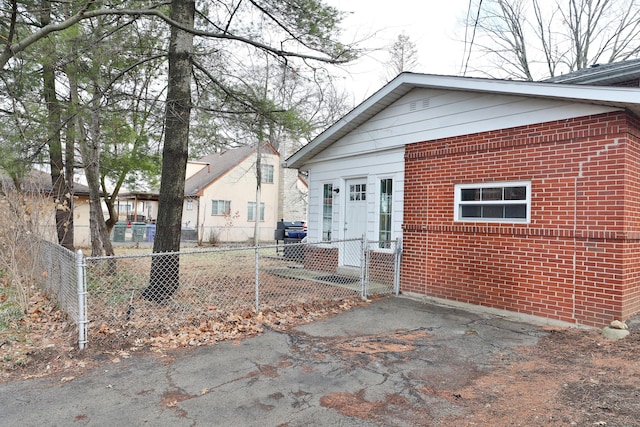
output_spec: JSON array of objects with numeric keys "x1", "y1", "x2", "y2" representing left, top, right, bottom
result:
[{"x1": 409, "y1": 98, "x2": 430, "y2": 112}]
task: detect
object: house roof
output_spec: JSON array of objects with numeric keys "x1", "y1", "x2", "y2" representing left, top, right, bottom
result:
[
  {"x1": 285, "y1": 72, "x2": 640, "y2": 169},
  {"x1": 542, "y1": 58, "x2": 640, "y2": 85},
  {"x1": 0, "y1": 168, "x2": 91, "y2": 195},
  {"x1": 184, "y1": 142, "x2": 279, "y2": 196}
]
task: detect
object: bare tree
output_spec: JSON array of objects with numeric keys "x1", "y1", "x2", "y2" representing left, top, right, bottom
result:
[
  {"x1": 383, "y1": 33, "x2": 420, "y2": 82},
  {"x1": 463, "y1": 0, "x2": 640, "y2": 80}
]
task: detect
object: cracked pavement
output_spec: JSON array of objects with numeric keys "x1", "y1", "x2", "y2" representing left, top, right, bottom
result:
[{"x1": 0, "y1": 297, "x2": 550, "y2": 426}]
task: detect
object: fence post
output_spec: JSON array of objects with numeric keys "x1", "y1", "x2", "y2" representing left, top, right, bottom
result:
[
  {"x1": 360, "y1": 236, "x2": 367, "y2": 298},
  {"x1": 393, "y1": 238, "x2": 402, "y2": 296},
  {"x1": 76, "y1": 250, "x2": 88, "y2": 350},
  {"x1": 254, "y1": 245, "x2": 260, "y2": 312}
]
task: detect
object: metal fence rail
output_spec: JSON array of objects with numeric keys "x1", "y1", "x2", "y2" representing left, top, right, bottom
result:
[{"x1": 38, "y1": 238, "x2": 401, "y2": 349}]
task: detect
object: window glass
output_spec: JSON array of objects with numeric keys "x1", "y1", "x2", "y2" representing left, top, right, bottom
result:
[
  {"x1": 504, "y1": 186, "x2": 526, "y2": 200},
  {"x1": 350, "y1": 183, "x2": 366, "y2": 201},
  {"x1": 261, "y1": 165, "x2": 274, "y2": 184},
  {"x1": 461, "y1": 188, "x2": 480, "y2": 201},
  {"x1": 247, "y1": 202, "x2": 265, "y2": 221},
  {"x1": 481, "y1": 188, "x2": 502, "y2": 201}
]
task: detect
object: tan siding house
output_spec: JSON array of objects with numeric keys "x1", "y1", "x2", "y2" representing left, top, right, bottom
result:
[{"x1": 183, "y1": 143, "x2": 281, "y2": 243}]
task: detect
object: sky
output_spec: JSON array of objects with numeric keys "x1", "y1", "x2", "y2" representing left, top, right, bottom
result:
[{"x1": 326, "y1": 0, "x2": 471, "y2": 103}]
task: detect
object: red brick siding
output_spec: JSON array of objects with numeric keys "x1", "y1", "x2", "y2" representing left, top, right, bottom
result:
[{"x1": 402, "y1": 111, "x2": 640, "y2": 326}]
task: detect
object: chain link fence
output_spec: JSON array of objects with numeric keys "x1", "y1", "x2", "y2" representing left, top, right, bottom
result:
[
  {"x1": 36, "y1": 240, "x2": 81, "y2": 322},
  {"x1": 37, "y1": 238, "x2": 401, "y2": 349}
]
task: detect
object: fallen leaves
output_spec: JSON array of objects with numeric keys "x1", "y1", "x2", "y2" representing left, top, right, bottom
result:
[
  {"x1": 86, "y1": 297, "x2": 367, "y2": 352},
  {"x1": 1, "y1": 284, "x2": 367, "y2": 383}
]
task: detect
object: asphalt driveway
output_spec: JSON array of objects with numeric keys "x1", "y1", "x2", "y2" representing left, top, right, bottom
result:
[{"x1": 0, "y1": 296, "x2": 550, "y2": 426}]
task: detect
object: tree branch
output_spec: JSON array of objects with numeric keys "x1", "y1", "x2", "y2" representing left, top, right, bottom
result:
[{"x1": 1, "y1": 3, "x2": 353, "y2": 70}]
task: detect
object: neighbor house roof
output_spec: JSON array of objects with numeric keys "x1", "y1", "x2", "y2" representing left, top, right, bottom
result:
[
  {"x1": 184, "y1": 142, "x2": 280, "y2": 197},
  {"x1": 286, "y1": 72, "x2": 640, "y2": 169},
  {"x1": 0, "y1": 168, "x2": 91, "y2": 195},
  {"x1": 542, "y1": 58, "x2": 640, "y2": 86}
]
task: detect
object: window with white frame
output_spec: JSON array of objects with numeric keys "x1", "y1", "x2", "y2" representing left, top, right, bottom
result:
[
  {"x1": 454, "y1": 181, "x2": 530, "y2": 222},
  {"x1": 379, "y1": 179, "x2": 392, "y2": 248},
  {"x1": 322, "y1": 184, "x2": 333, "y2": 241},
  {"x1": 211, "y1": 200, "x2": 231, "y2": 216},
  {"x1": 186, "y1": 199, "x2": 194, "y2": 211},
  {"x1": 261, "y1": 164, "x2": 274, "y2": 183},
  {"x1": 247, "y1": 202, "x2": 265, "y2": 221}
]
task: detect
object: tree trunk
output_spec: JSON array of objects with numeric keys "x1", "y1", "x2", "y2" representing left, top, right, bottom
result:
[
  {"x1": 254, "y1": 142, "x2": 262, "y2": 245},
  {"x1": 84, "y1": 98, "x2": 115, "y2": 258},
  {"x1": 143, "y1": 0, "x2": 195, "y2": 302},
  {"x1": 67, "y1": 49, "x2": 114, "y2": 257},
  {"x1": 41, "y1": 0, "x2": 74, "y2": 250}
]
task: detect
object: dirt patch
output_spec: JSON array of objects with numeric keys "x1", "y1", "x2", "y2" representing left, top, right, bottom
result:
[
  {"x1": 321, "y1": 389, "x2": 433, "y2": 425},
  {"x1": 296, "y1": 324, "x2": 640, "y2": 426},
  {"x1": 443, "y1": 328, "x2": 640, "y2": 426}
]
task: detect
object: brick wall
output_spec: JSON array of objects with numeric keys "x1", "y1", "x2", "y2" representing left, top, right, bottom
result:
[{"x1": 402, "y1": 111, "x2": 640, "y2": 326}]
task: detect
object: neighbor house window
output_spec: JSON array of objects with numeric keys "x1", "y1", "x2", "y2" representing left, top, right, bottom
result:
[
  {"x1": 211, "y1": 200, "x2": 231, "y2": 216},
  {"x1": 186, "y1": 199, "x2": 193, "y2": 211},
  {"x1": 261, "y1": 164, "x2": 274, "y2": 184},
  {"x1": 248, "y1": 202, "x2": 265, "y2": 221},
  {"x1": 455, "y1": 181, "x2": 530, "y2": 222},
  {"x1": 379, "y1": 179, "x2": 392, "y2": 248},
  {"x1": 322, "y1": 184, "x2": 333, "y2": 241}
]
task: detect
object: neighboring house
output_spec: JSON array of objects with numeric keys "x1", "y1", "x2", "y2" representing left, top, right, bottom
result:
[
  {"x1": 183, "y1": 143, "x2": 281, "y2": 243},
  {"x1": 543, "y1": 58, "x2": 640, "y2": 87},
  {"x1": 286, "y1": 71, "x2": 640, "y2": 327},
  {"x1": 115, "y1": 191, "x2": 159, "y2": 223},
  {"x1": 277, "y1": 138, "x2": 310, "y2": 224},
  {"x1": 280, "y1": 170, "x2": 308, "y2": 223},
  {"x1": 0, "y1": 169, "x2": 92, "y2": 248}
]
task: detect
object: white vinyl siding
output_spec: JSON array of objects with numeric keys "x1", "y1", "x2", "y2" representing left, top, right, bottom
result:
[{"x1": 309, "y1": 88, "x2": 618, "y2": 164}]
